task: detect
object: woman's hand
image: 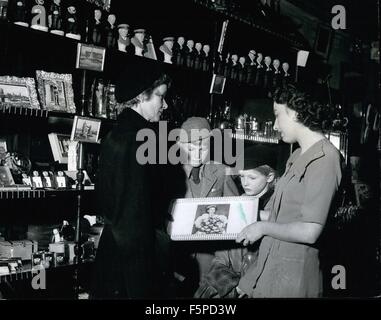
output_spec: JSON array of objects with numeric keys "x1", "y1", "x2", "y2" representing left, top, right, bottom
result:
[
  {"x1": 236, "y1": 222, "x2": 264, "y2": 246},
  {"x1": 236, "y1": 286, "x2": 246, "y2": 298}
]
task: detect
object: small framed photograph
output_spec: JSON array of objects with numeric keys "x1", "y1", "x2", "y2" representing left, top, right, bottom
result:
[
  {"x1": 70, "y1": 116, "x2": 101, "y2": 144},
  {"x1": 0, "y1": 76, "x2": 41, "y2": 109},
  {"x1": 0, "y1": 166, "x2": 15, "y2": 187},
  {"x1": 48, "y1": 133, "x2": 71, "y2": 164},
  {"x1": 354, "y1": 183, "x2": 371, "y2": 209},
  {"x1": 36, "y1": 70, "x2": 76, "y2": 113},
  {"x1": 314, "y1": 24, "x2": 332, "y2": 59},
  {"x1": 76, "y1": 43, "x2": 106, "y2": 72},
  {"x1": 0, "y1": 139, "x2": 7, "y2": 153},
  {"x1": 209, "y1": 74, "x2": 226, "y2": 94}
]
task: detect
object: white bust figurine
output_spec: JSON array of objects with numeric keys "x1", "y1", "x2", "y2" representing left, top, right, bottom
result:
[
  {"x1": 195, "y1": 42, "x2": 202, "y2": 54},
  {"x1": 282, "y1": 62, "x2": 290, "y2": 76},
  {"x1": 108, "y1": 13, "x2": 116, "y2": 27},
  {"x1": 256, "y1": 53, "x2": 263, "y2": 68},
  {"x1": 202, "y1": 44, "x2": 210, "y2": 57},
  {"x1": 239, "y1": 56, "x2": 246, "y2": 68},
  {"x1": 273, "y1": 59, "x2": 281, "y2": 74},
  {"x1": 248, "y1": 50, "x2": 256, "y2": 65},
  {"x1": 231, "y1": 54, "x2": 238, "y2": 66},
  {"x1": 186, "y1": 39, "x2": 194, "y2": 52},
  {"x1": 160, "y1": 37, "x2": 174, "y2": 64},
  {"x1": 117, "y1": 24, "x2": 129, "y2": 52},
  {"x1": 264, "y1": 56, "x2": 272, "y2": 71},
  {"x1": 177, "y1": 36, "x2": 185, "y2": 49},
  {"x1": 131, "y1": 28, "x2": 146, "y2": 56}
]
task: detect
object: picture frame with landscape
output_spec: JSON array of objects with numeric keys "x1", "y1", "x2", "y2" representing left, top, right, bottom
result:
[{"x1": 0, "y1": 76, "x2": 40, "y2": 110}]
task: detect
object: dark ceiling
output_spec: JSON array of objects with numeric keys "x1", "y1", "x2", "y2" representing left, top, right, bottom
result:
[{"x1": 286, "y1": 0, "x2": 379, "y2": 42}]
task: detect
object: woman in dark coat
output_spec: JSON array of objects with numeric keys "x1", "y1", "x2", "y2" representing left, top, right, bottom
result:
[{"x1": 90, "y1": 63, "x2": 171, "y2": 299}]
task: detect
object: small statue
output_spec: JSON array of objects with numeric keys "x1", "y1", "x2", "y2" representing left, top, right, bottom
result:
[
  {"x1": 131, "y1": 28, "x2": 146, "y2": 57},
  {"x1": 264, "y1": 56, "x2": 273, "y2": 90},
  {"x1": 230, "y1": 54, "x2": 239, "y2": 80},
  {"x1": 48, "y1": 0, "x2": 64, "y2": 35},
  {"x1": 201, "y1": 44, "x2": 211, "y2": 72},
  {"x1": 13, "y1": 0, "x2": 28, "y2": 27},
  {"x1": 246, "y1": 50, "x2": 257, "y2": 85},
  {"x1": 255, "y1": 52, "x2": 264, "y2": 87},
  {"x1": 238, "y1": 56, "x2": 247, "y2": 83},
  {"x1": 173, "y1": 36, "x2": 185, "y2": 66},
  {"x1": 116, "y1": 23, "x2": 131, "y2": 53},
  {"x1": 89, "y1": 8, "x2": 103, "y2": 45},
  {"x1": 272, "y1": 59, "x2": 282, "y2": 88},
  {"x1": 65, "y1": 5, "x2": 80, "y2": 40},
  {"x1": 194, "y1": 42, "x2": 203, "y2": 70},
  {"x1": 159, "y1": 37, "x2": 174, "y2": 64},
  {"x1": 282, "y1": 62, "x2": 291, "y2": 81},
  {"x1": 31, "y1": 0, "x2": 48, "y2": 32},
  {"x1": 0, "y1": 0, "x2": 8, "y2": 21},
  {"x1": 223, "y1": 52, "x2": 231, "y2": 78},
  {"x1": 104, "y1": 13, "x2": 117, "y2": 48},
  {"x1": 52, "y1": 228, "x2": 62, "y2": 243},
  {"x1": 185, "y1": 39, "x2": 195, "y2": 68}
]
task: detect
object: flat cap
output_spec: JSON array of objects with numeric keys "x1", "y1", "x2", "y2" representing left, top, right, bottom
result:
[{"x1": 179, "y1": 117, "x2": 211, "y2": 143}]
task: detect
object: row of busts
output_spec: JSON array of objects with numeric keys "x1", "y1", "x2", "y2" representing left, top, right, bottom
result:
[
  {"x1": 8, "y1": 0, "x2": 82, "y2": 39},
  {"x1": 215, "y1": 50, "x2": 292, "y2": 88}
]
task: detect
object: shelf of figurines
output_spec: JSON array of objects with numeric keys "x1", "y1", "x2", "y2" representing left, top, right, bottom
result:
[
  {"x1": 193, "y1": 0, "x2": 304, "y2": 48},
  {"x1": 0, "y1": 256, "x2": 94, "y2": 285},
  {"x1": 0, "y1": 172, "x2": 95, "y2": 201}
]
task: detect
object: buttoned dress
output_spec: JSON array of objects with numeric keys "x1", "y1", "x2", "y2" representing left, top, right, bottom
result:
[{"x1": 239, "y1": 139, "x2": 343, "y2": 297}]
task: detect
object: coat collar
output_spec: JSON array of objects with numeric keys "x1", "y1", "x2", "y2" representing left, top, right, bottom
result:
[{"x1": 117, "y1": 107, "x2": 150, "y2": 131}]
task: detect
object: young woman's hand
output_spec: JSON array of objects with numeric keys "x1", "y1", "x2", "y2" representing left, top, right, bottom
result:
[
  {"x1": 236, "y1": 222, "x2": 264, "y2": 246},
  {"x1": 236, "y1": 286, "x2": 246, "y2": 298}
]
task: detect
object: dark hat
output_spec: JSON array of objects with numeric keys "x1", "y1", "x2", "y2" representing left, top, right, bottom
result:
[
  {"x1": 134, "y1": 28, "x2": 146, "y2": 34},
  {"x1": 179, "y1": 117, "x2": 211, "y2": 143},
  {"x1": 114, "y1": 61, "x2": 165, "y2": 103},
  {"x1": 239, "y1": 145, "x2": 277, "y2": 171}
]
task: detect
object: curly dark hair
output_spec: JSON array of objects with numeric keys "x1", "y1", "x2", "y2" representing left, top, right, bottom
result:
[{"x1": 272, "y1": 83, "x2": 334, "y2": 132}]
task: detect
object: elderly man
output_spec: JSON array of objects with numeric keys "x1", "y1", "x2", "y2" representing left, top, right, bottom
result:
[{"x1": 174, "y1": 117, "x2": 239, "y2": 296}]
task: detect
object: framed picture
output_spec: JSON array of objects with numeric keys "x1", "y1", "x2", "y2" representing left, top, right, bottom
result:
[
  {"x1": 0, "y1": 76, "x2": 41, "y2": 109},
  {"x1": 354, "y1": 183, "x2": 371, "y2": 209},
  {"x1": 48, "y1": 133, "x2": 71, "y2": 164},
  {"x1": 0, "y1": 166, "x2": 15, "y2": 187},
  {"x1": 314, "y1": 24, "x2": 333, "y2": 59},
  {"x1": 209, "y1": 74, "x2": 226, "y2": 94},
  {"x1": 35, "y1": 70, "x2": 76, "y2": 113},
  {"x1": 168, "y1": 196, "x2": 259, "y2": 241},
  {"x1": 70, "y1": 116, "x2": 101, "y2": 143},
  {"x1": 0, "y1": 139, "x2": 7, "y2": 153},
  {"x1": 76, "y1": 43, "x2": 106, "y2": 72}
]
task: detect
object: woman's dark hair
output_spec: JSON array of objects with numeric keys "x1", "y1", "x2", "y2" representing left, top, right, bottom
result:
[{"x1": 272, "y1": 83, "x2": 334, "y2": 132}]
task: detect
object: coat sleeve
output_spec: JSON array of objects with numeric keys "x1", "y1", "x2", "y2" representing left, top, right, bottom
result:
[{"x1": 98, "y1": 133, "x2": 155, "y2": 257}]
